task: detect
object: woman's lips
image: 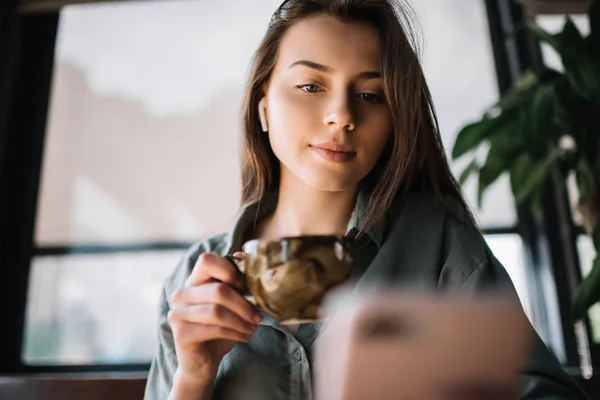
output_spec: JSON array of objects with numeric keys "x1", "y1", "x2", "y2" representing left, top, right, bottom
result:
[{"x1": 309, "y1": 144, "x2": 357, "y2": 163}]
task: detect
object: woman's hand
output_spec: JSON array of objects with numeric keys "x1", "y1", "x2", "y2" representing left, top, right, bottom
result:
[{"x1": 168, "y1": 252, "x2": 263, "y2": 387}]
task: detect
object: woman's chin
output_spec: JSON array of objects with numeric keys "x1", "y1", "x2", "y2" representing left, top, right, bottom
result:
[
  {"x1": 281, "y1": 163, "x2": 362, "y2": 193},
  {"x1": 300, "y1": 173, "x2": 359, "y2": 193}
]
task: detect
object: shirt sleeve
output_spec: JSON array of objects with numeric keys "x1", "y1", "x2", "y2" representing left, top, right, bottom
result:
[{"x1": 144, "y1": 285, "x2": 179, "y2": 400}]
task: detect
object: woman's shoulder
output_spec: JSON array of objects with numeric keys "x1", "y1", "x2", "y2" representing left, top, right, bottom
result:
[
  {"x1": 162, "y1": 232, "x2": 230, "y2": 296},
  {"x1": 385, "y1": 190, "x2": 496, "y2": 290},
  {"x1": 387, "y1": 190, "x2": 476, "y2": 230},
  {"x1": 387, "y1": 191, "x2": 486, "y2": 260},
  {"x1": 357, "y1": 190, "x2": 490, "y2": 292}
]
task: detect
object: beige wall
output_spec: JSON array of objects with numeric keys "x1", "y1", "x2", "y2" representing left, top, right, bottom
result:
[{"x1": 35, "y1": 61, "x2": 242, "y2": 245}]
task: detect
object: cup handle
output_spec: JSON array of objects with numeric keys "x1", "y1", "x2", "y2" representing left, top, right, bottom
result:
[
  {"x1": 224, "y1": 254, "x2": 256, "y2": 305},
  {"x1": 224, "y1": 254, "x2": 245, "y2": 273}
]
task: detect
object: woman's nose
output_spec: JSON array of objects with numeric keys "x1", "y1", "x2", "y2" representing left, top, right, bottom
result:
[{"x1": 322, "y1": 97, "x2": 356, "y2": 132}]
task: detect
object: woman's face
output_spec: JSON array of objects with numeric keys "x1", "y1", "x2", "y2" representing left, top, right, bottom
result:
[{"x1": 264, "y1": 15, "x2": 392, "y2": 192}]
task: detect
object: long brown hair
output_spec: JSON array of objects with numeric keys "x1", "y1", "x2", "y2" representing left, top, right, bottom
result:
[{"x1": 240, "y1": 0, "x2": 476, "y2": 232}]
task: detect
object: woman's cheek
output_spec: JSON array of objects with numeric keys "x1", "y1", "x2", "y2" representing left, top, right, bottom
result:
[{"x1": 269, "y1": 91, "x2": 323, "y2": 135}]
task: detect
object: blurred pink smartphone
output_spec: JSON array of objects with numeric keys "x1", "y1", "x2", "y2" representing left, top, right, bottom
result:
[{"x1": 313, "y1": 289, "x2": 532, "y2": 400}]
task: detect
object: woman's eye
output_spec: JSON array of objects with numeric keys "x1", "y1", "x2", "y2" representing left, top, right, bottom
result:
[
  {"x1": 358, "y1": 93, "x2": 384, "y2": 104},
  {"x1": 296, "y1": 84, "x2": 322, "y2": 93}
]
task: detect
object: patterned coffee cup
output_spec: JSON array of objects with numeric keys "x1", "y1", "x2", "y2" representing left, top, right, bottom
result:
[{"x1": 227, "y1": 235, "x2": 356, "y2": 324}]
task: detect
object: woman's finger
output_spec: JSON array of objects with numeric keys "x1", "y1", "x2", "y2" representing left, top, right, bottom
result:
[
  {"x1": 168, "y1": 317, "x2": 253, "y2": 345},
  {"x1": 185, "y1": 253, "x2": 243, "y2": 288},
  {"x1": 170, "y1": 303, "x2": 257, "y2": 336},
  {"x1": 171, "y1": 282, "x2": 262, "y2": 325}
]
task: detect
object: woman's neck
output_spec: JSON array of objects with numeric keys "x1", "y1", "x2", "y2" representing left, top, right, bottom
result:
[{"x1": 257, "y1": 168, "x2": 358, "y2": 239}]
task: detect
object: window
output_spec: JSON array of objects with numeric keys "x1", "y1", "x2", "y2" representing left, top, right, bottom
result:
[
  {"x1": 23, "y1": 0, "x2": 284, "y2": 366},
  {"x1": 23, "y1": 0, "x2": 529, "y2": 367}
]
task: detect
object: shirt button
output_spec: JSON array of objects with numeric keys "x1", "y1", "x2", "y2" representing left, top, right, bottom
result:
[{"x1": 293, "y1": 350, "x2": 302, "y2": 361}]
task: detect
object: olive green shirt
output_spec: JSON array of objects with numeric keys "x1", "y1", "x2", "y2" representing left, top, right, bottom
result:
[{"x1": 144, "y1": 191, "x2": 589, "y2": 399}]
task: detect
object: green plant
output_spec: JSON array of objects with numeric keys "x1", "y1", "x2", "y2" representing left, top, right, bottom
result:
[{"x1": 452, "y1": 0, "x2": 600, "y2": 320}]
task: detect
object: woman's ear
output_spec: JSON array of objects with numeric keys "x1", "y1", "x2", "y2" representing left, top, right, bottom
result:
[{"x1": 258, "y1": 97, "x2": 268, "y2": 132}]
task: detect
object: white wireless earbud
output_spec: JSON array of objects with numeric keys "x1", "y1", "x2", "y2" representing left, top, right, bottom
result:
[{"x1": 258, "y1": 97, "x2": 268, "y2": 132}]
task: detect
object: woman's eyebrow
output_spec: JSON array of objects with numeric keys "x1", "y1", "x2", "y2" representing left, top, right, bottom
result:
[{"x1": 288, "y1": 59, "x2": 380, "y2": 79}]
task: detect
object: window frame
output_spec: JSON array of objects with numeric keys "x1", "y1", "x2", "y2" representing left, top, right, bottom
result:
[{"x1": 0, "y1": 5, "x2": 60, "y2": 374}]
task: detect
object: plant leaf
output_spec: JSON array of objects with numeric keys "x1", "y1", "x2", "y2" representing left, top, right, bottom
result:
[
  {"x1": 477, "y1": 131, "x2": 522, "y2": 206},
  {"x1": 514, "y1": 148, "x2": 563, "y2": 203},
  {"x1": 510, "y1": 153, "x2": 534, "y2": 195},
  {"x1": 452, "y1": 116, "x2": 509, "y2": 160},
  {"x1": 553, "y1": 77, "x2": 590, "y2": 141},
  {"x1": 572, "y1": 256, "x2": 600, "y2": 320},
  {"x1": 527, "y1": 21, "x2": 561, "y2": 53},
  {"x1": 572, "y1": 224, "x2": 600, "y2": 320},
  {"x1": 558, "y1": 17, "x2": 584, "y2": 63},
  {"x1": 557, "y1": 17, "x2": 600, "y2": 100},
  {"x1": 496, "y1": 70, "x2": 540, "y2": 111},
  {"x1": 510, "y1": 154, "x2": 548, "y2": 213},
  {"x1": 496, "y1": 68, "x2": 561, "y2": 112},
  {"x1": 458, "y1": 158, "x2": 479, "y2": 185},
  {"x1": 560, "y1": 17, "x2": 584, "y2": 50},
  {"x1": 563, "y1": 52, "x2": 600, "y2": 100},
  {"x1": 525, "y1": 85, "x2": 557, "y2": 157}
]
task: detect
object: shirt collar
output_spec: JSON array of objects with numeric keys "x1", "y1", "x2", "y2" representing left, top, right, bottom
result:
[{"x1": 224, "y1": 187, "x2": 386, "y2": 255}]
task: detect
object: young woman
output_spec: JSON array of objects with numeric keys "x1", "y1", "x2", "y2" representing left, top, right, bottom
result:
[{"x1": 145, "y1": 1, "x2": 589, "y2": 399}]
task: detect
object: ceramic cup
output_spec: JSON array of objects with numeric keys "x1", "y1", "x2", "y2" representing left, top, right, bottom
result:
[{"x1": 227, "y1": 235, "x2": 356, "y2": 324}]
